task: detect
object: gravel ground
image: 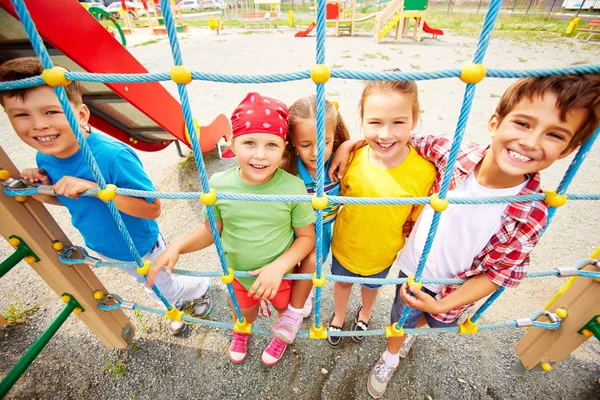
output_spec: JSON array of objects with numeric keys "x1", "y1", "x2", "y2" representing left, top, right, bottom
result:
[{"x1": 1, "y1": 24, "x2": 600, "y2": 400}]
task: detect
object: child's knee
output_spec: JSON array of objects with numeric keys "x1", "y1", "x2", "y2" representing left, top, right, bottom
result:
[{"x1": 298, "y1": 248, "x2": 317, "y2": 273}]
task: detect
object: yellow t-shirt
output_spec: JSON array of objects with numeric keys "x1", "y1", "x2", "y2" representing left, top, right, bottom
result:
[{"x1": 331, "y1": 145, "x2": 436, "y2": 275}]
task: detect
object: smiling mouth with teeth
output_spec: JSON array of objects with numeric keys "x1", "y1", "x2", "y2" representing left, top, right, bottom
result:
[
  {"x1": 508, "y1": 149, "x2": 533, "y2": 162},
  {"x1": 377, "y1": 142, "x2": 395, "y2": 149},
  {"x1": 35, "y1": 135, "x2": 59, "y2": 143},
  {"x1": 250, "y1": 164, "x2": 267, "y2": 169}
]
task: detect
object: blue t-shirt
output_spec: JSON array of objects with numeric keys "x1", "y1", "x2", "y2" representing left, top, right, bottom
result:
[
  {"x1": 36, "y1": 131, "x2": 159, "y2": 261},
  {"x1": 297, "y1": 157, "x2": 340, "y2": 261}
]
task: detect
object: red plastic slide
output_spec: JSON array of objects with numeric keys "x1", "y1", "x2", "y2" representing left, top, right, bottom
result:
[
  {"x1": 295, "y1": 22, "x2": 316, "y2": 37},
  {"x1": 423, "y1": 21, "x2": 444, "y2": 37}
]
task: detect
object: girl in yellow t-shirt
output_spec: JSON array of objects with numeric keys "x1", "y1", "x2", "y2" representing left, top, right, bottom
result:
[{"x1": 327, "y1": 79, "x2": 436, "y2": 347}]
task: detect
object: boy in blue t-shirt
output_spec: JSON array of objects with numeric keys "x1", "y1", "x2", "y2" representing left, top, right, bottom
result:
[{"x1": 0, "y1": 57, "x2": 211, "y2": 335}]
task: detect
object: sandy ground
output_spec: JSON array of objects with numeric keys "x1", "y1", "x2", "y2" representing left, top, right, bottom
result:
[{"x1": 1, "y1": 23, "x2": 600, "y2": 399}]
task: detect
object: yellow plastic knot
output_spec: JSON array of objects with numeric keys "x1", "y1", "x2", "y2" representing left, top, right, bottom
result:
[
  {"x1": 407, "y1": 275, "x2": 422, "y2": 290},
  {"x1": 15, "y1": 196, "x2": 28, "y2": 203},
  {"x1": 8, "y1": 238, "x2": 21, "y2": 248},
  {"x1": 184, "y1": 118, "x2": 201, "y2": 145},
  {"x1": 430, "y1": 193, "x2": 448, "y2": 212},
  {"x1": 384, "y1": 324, "x2": 405, "y2": 338},
  {"x1": 98, "y1": 184, "x2": 117, "y2": 202},
  {"x1": 74, "y1": 307, "x2": 83, "y2": 315},
  {"x1": 24, "y1": 256, "x2": 37, "y2": 264},
  {"x1": 165, "y1": 305, "x2": 184, "y2": 321},
  {"x1": 310, "y1": 64, "x2": 331, "y2": 84},
  {"x1": 312, "y1": 272, "x2": 326, "y2": 287},
  {"x1": 170, "y1": 65, "x2": 193, "y2": 84},
  {"x1": 458, "y1": 317, "x2": 479, "y2": 334},
  {"x1": 129, "y1": 137, "x2": 134, "y2": 143},
  {"x1": 0, "y1": 169, "x2": 10, "y2": 180},
  {"x1": 41, "y1": 67, "x2": 71, "y2": 87},
  {"x1": 200, "y1": 188, "x2": 217, "y2": 206},
  {"x1": 137, "y1": 260, "x2": 151, "y2": 276},
  {"x1": 555, "y1": 308, "x2": 568, "y2": 319},
  {"x1": 221, "y1": 267, "x2": 235, "y2": 285},
  {"x1": 93, "y1": 291, "x2": 105, "y2": 301},
  {"x1": 309, "y1": 323, "x2": 327, "y2": 339},
  {"x1": 61, "y1": 295, "x2": 72, "y2": 303},
  {"x1": 133, "y1": 139, "x2": 138, "y2": 144},
  {"x1": 233, "y1": 318, "x2": 253, "y2": 334},
  {"x1": 330, "y1": 101, "x2": 339, "y2": 110},
  {"x1": 540, "y1": 362, "x2": 552, "y2": 372},
  {"x1": 52, "y1": 241, "x2": 64, "y2": 251},
  {"x1": 459, "y1": 63, "x2": 486, "y2": 84},
  {"x1": 543, "y1": 191, "x2": 567, "y2": 208},
  {"x1": 311, "y1": 194, "x2": 328, "y2": 210},
  {"x1": 581, "y1": 329, "x2": 593, "y2": 338}
]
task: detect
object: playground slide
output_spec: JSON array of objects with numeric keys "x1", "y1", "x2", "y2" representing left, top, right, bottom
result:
[
  {"x1": 375, "y1": 0, "x2": 405, "y2": 40},
  {"x1": 295, "y1": 22, "x2": 316, "y2": 37},
  {"x1": 354, "y1": 12, "x2": 381, "y2": 23},
  {"x1": 423, "y1": 21, "x2": 444, "y2": 36},
  {"x1": 0, "y1": 0, "x2": 230, "y2": 153}
]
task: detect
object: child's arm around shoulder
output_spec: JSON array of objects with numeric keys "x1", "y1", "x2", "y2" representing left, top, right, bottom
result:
[{"x1": 409, "y1": 134, "x2": 453, "y2": 172}]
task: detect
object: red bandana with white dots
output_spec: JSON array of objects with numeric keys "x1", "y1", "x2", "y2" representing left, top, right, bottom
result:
[{"x1": 231, "y1": 92, "x2": 288, "y2": 140}]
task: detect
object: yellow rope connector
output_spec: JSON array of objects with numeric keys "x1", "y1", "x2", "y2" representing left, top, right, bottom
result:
[
  {"x1": 93, "y1": 291, "x2": 105, "y2": 301},
  {"x1": 540, "y1": 362, "x2": 553, "y2": 372},
  {"x1": 384, "y1": 324, "x2": 405, "y2": 338},
  {"x1": 98, "y1": 184, "x2": 117, "y2": 202},
  {"x1": 200, "y1": 188, "x2": 217, "y2": 206},
  {"x1": 429, "y1": 193, "x2": 448, "y2": 212},
  {"x1": 61, "y1": 294, "x2": 72, "y2": 303},
  {"x1": 41, "y1": 66, "x2": 71, "y2": 87},
  {"x1": 74, "y1": 307, "x2": 83, "y2": 315},
  {"x1": 555, "y1": 308, "x2": 568, "y2": 319},
  {"x1": 407, "y1": 274, "x2": 422, "y2": 290},
  {"x1": 458, "y1": 317, "x2": 479, "y2": 334},
  {"x1": 311, "y1": 194, "x2": 328, "y2": 210},
  {"x1": 459, "y1": 63, "x2": 486, "y2": 84},
  {"x1": 8, "y1": 237, "x2": 21, "y2": 248},
  {"x1": 309, "y1": 323, "x2": 327, "y2": 339},
  {"x1": 15, "y1": 196, "x2": 28, "y2": 203},
  {"x1": 312, "y1": 272, "x2": 326, "y2": 287},
  {"x1": 165, "y1": 305, "x2": 184, "y2": 321},
  {"x1": 543, "y1": 191, "x2": 567, "y2": 208},
  {"x1": 310, "y1": 64, "x2": 330, "y2": 84},
  {"x1": 0, "y1": 169, "x2": 10, "y2": 180},
  {"x1": 137, "y1": 260, "x2": 151, "y2": 276},
  {"x1": 51, "y1": 241, "x2": 64, "y2": 251},
  {"x1": 221, "y1": 267, "x2": 235, "y2": 285},
  {"x1": 24, "y1": 256, "x2": 37, "y2": 264},
  {"x1": 170, "y1": 65, "x2": 193, "y2": 84},
  {"x1": 234, "y1": 318, "x2": 252, "y2": 334}
]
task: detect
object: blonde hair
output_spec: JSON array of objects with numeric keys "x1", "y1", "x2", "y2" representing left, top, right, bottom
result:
[{"x1": 282, "y1": 95, "x2": 350, "y2": 175}]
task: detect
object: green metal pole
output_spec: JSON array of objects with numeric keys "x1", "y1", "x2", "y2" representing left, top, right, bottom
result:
[
  {"x1": 0, "y1": 301, "x2": 77, "y2": 398},
  {"x1": 0, "y1": 246, "x2": 30, "y2": 279}
]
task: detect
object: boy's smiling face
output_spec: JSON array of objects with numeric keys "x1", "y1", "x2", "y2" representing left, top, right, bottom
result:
[
  {"x1": 483, "y1": 93, "x2": 587, "y2": 187},
  {"x1": 2, "y1": 85, "x2": 89, "y2": 158}
]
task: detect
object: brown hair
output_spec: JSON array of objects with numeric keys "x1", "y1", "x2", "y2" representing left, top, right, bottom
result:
[
  {"x1": 351, "y1": 72, "x2": 420, "y2": 159},
  {"x1": 0, "y1": 57, "x2": 83, "y2": 106},
  {"x1": 496, "y1": 74, "x2": 600, "y2": 152},
  {"x1": 282, "y1": 95, "x2": 350, "y2": 175}
]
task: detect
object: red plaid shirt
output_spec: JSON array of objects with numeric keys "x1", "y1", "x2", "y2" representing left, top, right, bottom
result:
[{"x1": 410, "y1": 135, "x2": 548, "y2": 323}]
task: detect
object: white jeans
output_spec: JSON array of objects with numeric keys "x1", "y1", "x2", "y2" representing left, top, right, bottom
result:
[{"x1": 102, "y1": 234, "x2": 210, "y2": 307}]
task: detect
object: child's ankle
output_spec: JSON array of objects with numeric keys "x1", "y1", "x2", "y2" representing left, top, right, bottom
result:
[
  {"x1": 383, "y1": 350, "x2": 400, "y2": 368},
  {"x1": 287, "y1": 304, "x2": 303, "y2": 315}
]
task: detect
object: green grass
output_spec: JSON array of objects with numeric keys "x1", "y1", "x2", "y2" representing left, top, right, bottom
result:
[
  {"x1": 331, "y1": 64, "x2": 343, "y2": 69},
  {"x1": 518, "y1": 57, "x2": 528, "y2": 63},
  {"x1": 177, "y1": 152, "x2": 196, "y2": 172},
  {"x1": 363, "y1": 53, "x2": 377, "y2": 59},
  {"x1": 327, "y1": 91, "x2": 341, "y2": 96},
  {"x1": 341, "y1": 55, "x2": 352, "y2": 59},
  {"x1": 3, "y1": 302, "x2": 39, "y2": 326},
  {"x1": 103, "y1": 357, "x2": 127, "y2": 378},
  {"x1": 490, "y1": 93, "x2": 501, "y2": 98},
  {"x1": 134, "y1": 308, "x2": 150, "y2": 334},
  {"x1": 410, "y1": 63, "x2": 421, "y2": 70},
  {"x1": 133, "y1": 38, "x2": 164, "y2": 47}
]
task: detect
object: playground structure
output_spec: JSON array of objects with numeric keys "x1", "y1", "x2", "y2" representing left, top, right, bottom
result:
[
  {"x1": 0, "y1": 0, "x2": 600, "y2": 397},
  {"x1": 295, "y1": 0, "x2": 443, "y2": 41}
]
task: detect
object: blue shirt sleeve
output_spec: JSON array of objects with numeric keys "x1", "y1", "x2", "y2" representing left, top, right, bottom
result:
[{"x1": 109, "y1": 148, "x2": 156, "y2": 203}]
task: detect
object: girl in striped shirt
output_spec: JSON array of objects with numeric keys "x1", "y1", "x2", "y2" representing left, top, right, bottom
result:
[{"x1": 281, "y1": 95, "x2": 350, "y2": 318}]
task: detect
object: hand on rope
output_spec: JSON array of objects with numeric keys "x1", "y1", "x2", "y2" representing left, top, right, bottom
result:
[
  {"x1": 52, "y1": 176, "x2": 99, "y2": 199},
  {"x1": 248, "y1": 263, "x2": 286, "y2": 301},
  {"x1": 399, "y1": 283, "x2": 441, "y2": 314},
  {"x1": 147, "y1": 244, "x2": 181, "y2": 288},
  {"x1": 18, "y1": 168, "x2": 57, "y2": 202}
]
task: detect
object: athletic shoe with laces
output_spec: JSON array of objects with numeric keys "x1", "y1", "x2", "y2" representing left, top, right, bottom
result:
[
  {"x1": 302, "y1": 290, "x2": 314, "y2": 318},
  {"x1": 367, "y1": 354, "x2": 397, "y2": 398},
  {"x1": 271, "y1": 309, "x2": 303, "y2": 344},
  {"x1": 261, "y1": 337, "x2": 288, "y2": 366},
  {"x1": 167, "y1": 303, "x2": 188, "y2": 336},
  {"x1": 398, "y1": 334, "x2": 416, "y2": 358},
  {"x1": 228, "y1": 331, "x2": 250, "y2": 364},
  {"x1": 189, "y1": 281, "x2": 213, "y2": 318}
]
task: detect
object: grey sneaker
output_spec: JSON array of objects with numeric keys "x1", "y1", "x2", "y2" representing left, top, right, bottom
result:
[
  {"x1": 189, "y1": 281, "x2": 213, "y2": 318},
  {"x1": 398, "y1": 334, "x2": 416, "y2": 358},
  {"x1": 168, "y1": 304, "x2": 188, "y2": 336},
  {"x1": 367, "y1": 355, "x2": 397, "y2": 399}
]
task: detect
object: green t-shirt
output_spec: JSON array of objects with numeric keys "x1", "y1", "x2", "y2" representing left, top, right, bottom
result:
[{"x1": 202, "y1": 167, "x2": 315, "y2": 289}]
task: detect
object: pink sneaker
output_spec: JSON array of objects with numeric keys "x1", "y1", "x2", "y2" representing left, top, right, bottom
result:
[
  {"x1": 271, "y1": 309, "x2": 303, "y2": 344},
  {"x1": 302, "y1": 290, "x2": 314, "y2": 318},
  {"x1": 261, "y1": 337, "x2": 288, "y2": 367},
  {"x1": 228, "y1": 331, "x2": 249, "y2": 364}
]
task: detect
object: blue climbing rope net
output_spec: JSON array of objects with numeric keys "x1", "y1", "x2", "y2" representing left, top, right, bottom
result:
[{"x1": 2, "y1": 0, "x2": 600, "y2": 337}]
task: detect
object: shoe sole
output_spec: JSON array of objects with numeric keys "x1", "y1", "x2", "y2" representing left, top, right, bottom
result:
[
  {"x1": 228, "y1": 352, "x2": 247, "y2": 364},
  {"x1": 271, "y1": 331, "x2": 295, "y2": 345},
  {"x1": 366, "y1": 375, "x2": 385, "y2": 399},
  {"x1": 261, "y1": 355, "x2": 283, "y2": 367},
  {"x1": 168, "y1": 323, "x2": 188, "y2": 336}
]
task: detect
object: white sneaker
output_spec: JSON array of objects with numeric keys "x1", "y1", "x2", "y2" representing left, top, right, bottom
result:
[
  {"x1": 302, "y1": 289, "x2": 314, "y2": 318},
  {"x1": 398, "y1": 334, "x2": 416, "y2": 358}
]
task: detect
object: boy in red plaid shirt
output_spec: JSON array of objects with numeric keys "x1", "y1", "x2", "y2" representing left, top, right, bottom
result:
[{"x1": 329, "y1": 74, "x2": 600, "y2": 398}]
